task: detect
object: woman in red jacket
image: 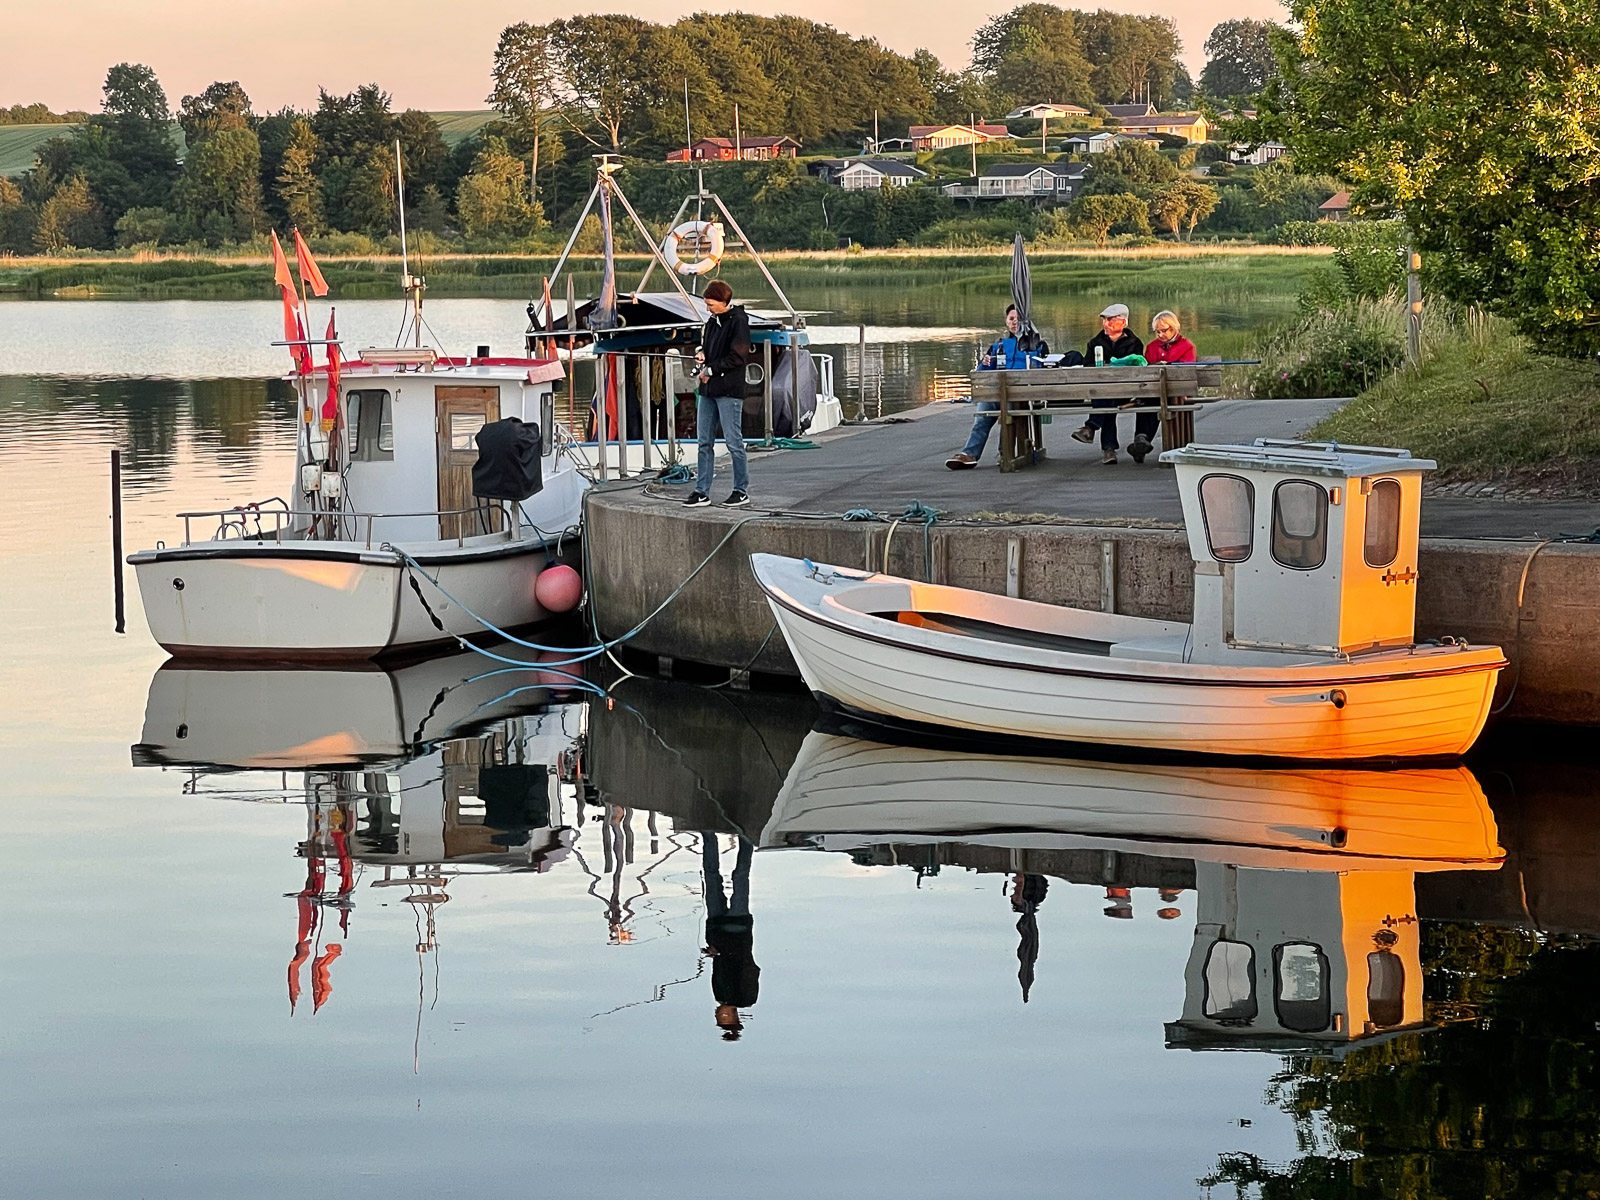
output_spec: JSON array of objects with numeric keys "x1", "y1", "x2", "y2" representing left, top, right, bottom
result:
[{"x1": 1140, "y1": 310, "x2": 1197, "y2": 462}]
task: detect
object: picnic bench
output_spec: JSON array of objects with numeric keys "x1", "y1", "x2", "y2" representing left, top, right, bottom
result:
[{"x1": 968, "y1": 361, "x2": 1225, "y2": 472}]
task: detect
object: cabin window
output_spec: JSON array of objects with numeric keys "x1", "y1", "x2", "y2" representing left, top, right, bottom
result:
[
  {"x1": 1271, "y1": 481, "x2": 1328, "y2": 570},
  {"x1": 450, "y1": 411, "x2": 487, "y2": 451},
  {"x1": 1202, "y1": 939, "x2": 1257, "y2": 1023},
  {"x1": 1273, "y1": 941, "x2": 1332, "y2": 1032},
  {"x1": 1363, "y1": 479, "x2": 1402, "y2": 567},
  {"x1": 346, "y1": 390, "x2": 394, "y2": 461},
  {"x1": 1366, "y1": 950, "x2": 1406, "y2": 1028},
  {"x1": 1199, "y1": 474, "x2": 1254, "y2": 562}
]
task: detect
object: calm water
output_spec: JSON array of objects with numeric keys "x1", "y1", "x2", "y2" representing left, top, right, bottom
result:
[{"x1": 2, "y1": 299, "x2": 1597, "y2": 1198}]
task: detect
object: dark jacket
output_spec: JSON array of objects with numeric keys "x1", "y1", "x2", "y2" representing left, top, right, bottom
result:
[
  {"x1": 1086, "y1": 327, "x2": 1144, "y2": 365},
  {"x1": 706, "y1": 914, "x2": 759, "y2": 1007},
  {"x1": 700, "y1": 304, "x2": 752, "y2": 399}
]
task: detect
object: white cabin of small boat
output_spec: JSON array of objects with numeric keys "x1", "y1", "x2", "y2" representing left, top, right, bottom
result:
[
  {"x1": 313, "y1": 348, "x2": 571, "y2": 544},
  {"x1": 1162, "y1": 439, "x2": 1435, "y2": 663}
]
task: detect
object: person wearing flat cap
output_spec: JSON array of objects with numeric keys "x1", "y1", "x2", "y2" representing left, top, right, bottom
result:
[{"x1": 1071, "y1": 302, "x2": 1146, "y2": 465}]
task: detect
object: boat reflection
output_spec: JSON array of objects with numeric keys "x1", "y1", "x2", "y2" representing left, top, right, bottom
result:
[{"x1": 766, "y1": 726, "x2": 1505, "y2": 1052}]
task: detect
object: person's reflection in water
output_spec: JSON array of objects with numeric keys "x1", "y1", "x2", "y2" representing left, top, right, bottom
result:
[
  {"x1": 1104, "y1": 885, "x2": 1134, "y2": 920},
  {"x1": 702, "y1": 835, "x2": 759, "y2": 1040},
  {"x1": 1010, "y1": 873, "x2": 1049, "y2": 1002}
]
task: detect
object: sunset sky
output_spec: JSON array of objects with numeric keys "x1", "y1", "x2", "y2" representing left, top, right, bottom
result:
[{"x1": 8, "y1": 0, "x2": 1285, "y2": 115}]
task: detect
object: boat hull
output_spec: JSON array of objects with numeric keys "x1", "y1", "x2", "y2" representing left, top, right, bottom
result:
[
  {"x1": 131, "y1": 539, "x2": 571, "y2": 661},
  {"x1": 752, "y1": 555, "x2": 1505, "y2": 762}
]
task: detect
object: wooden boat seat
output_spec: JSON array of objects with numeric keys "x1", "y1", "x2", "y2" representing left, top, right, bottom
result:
[{"x1": 1108, "y1": 634, "x2": 1190, "y2": 664}]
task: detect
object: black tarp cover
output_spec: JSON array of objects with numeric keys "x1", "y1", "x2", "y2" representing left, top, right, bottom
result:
[{"x1": 472, "y1": 417, "x2": 543, "y2": 500}]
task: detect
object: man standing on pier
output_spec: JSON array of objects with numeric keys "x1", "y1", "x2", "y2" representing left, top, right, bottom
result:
[{"x1": 684, "y1": 280, "x2": 752, "y2": 508}]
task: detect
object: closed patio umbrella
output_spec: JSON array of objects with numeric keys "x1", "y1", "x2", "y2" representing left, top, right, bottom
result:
[{"x1": 1011, "y1": 232, "x2": 1040, "y2": 354}]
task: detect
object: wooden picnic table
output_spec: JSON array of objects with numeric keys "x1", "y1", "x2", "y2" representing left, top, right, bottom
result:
[{"x1": 968, "y1": 361, "x2": 1226, "y2": 472}]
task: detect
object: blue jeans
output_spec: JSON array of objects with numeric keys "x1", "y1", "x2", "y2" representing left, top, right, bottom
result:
[
  {"x1": 961, "y1": 402, "x2": 1000, "y2": 458},
  {"x1": 696, "y1": 394, "x2": 749, "y2": 495}
]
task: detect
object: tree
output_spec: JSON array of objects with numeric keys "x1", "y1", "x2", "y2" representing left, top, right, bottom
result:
[
  {"x1": 1068, "y1": 192, "x2": 1150, "y2": 245},
  {"x1": 177, "y1": 126, "x2": 265, "y2": 241},
  {"x1": 73, "y1": 62, "x2": 180, "y2": 215},
  {"x1": 177, "y1": 81, "x2": 252, "y2": 146},
  {"x1": 0, "y1": 176, "x2": 36, "y2": 252},
  {"x1": 547, "y1": 16, "x2": 692, "y2": 152},
  {"x1": 455, "y1": 136, "x2": 541, "y2": 240},
  {"x1": 34, "y1": 175, "x2": 105, "y2": 250},
  {"x1": 1199, "y1": 19, "x2": 1282, "y2": 100},
  {"x1": 1151, "y1": 177, "x2": 1219, "y2": 239},
  {"x1": 1077, "y1": 11, "x2": 1185, "y2": 107},
  {"x1": 275, "y1": 117, "x2": 322, "y2": 234},
  {"x1": 1085, "y1": 140, "x2": 1179, "y2": 195},
  {"x1": 489, "y1": 23, "x2": 566, "y2": 198},
  {"x1": 972, "y1": 6, "x2": 1095, "y2": 110},
  {"x1": 113, "y1": 205, "x2": 179, "y2": 247},
  {"x1": 1255, "y1": 0, "x2": 1600, "y2": 353}
]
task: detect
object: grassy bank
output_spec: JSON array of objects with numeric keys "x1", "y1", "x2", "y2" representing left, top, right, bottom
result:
[
  {"x1": 1313, "y1": 323, "x2": 1600, "y2": 493},
  {"x1": 0, "y1": 245, "x2": 1325, "y2": 302}
]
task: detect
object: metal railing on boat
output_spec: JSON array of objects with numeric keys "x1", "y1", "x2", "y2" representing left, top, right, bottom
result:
[{"x1": 172, "y1": 502, "x2": 528, "y2": 550}]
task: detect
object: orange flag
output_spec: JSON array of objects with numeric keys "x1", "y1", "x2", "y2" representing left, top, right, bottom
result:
[
  {"x1": 293, "y1": 229, "x2": 329, "y2": 297},
  {"x1": 270, "y1": 230, "x2": 294, "y2": 292},
  {"x1": 321, "y1": 309, "x2": 341, "y2": 432}
]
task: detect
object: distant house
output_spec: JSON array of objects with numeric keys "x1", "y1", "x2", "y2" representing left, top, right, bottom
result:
[
  {"x1": 666, "y1": 135, "x2": 801, "y2": 162},
  {"x1": 1319, "y1": 190, "x2": 1351, "y2": 222},
  {"x1": 907, "y1": 123, "x2": 1010, "y2": 150},
  {"x1": 811, "y1": 158, "x2": 928, "y2": 189},
  {"x1": 1111, "y1": 133, "x2": 1163, "y2": 147},
  {"x1": 1005, "y1": 103, "x2": 1091, "y2": 120},
  {"x1": 1231, "y1": 140, "x2": 1288, "y2": 166},
  {"x1": 976, "y1": 162, "x2": 1090, "y2": 203},
  {"x1": 1112, "y1": 113, "x2": 1211, "y2": 143},
  {"x1": 1102, "y1": 102, "x2": 1157, "y2": 120},
  {"x1": 1063, "y1": 132, "x2": 1117, "y2": 155}
]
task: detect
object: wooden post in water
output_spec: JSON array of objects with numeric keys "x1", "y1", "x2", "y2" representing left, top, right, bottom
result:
[
  {"x1": 111, "y1": 449, "x2": 125, "y2": 634},
  {"x1": 857, "y1": 323, "x2": 867, "y2": 422}
]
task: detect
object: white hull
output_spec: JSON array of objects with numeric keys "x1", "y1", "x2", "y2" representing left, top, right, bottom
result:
[
  {"x1": 132, "y1": 534, "x2": 575, "y2": 660},
  {"x1": 751, "y1": 555, "x2": 1506, "y2": 761},
  {"x1": 764, "y1": 731, "x2": 1503, "y2": 871}
]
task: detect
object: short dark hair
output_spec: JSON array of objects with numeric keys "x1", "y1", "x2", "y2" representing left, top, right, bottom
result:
[
  {"x1": 704, "y1": 280, "x2": 734, "y2": 304},
  {"x1": 1005, "y1": 303, "x2": 1017, "y2": 315}
]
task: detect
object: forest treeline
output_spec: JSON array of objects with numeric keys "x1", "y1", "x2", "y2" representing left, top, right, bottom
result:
[{"x1": 0, "y1": 7, "x2": 1295, "y2": 255}]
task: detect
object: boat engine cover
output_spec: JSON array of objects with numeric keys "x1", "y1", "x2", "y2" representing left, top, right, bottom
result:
[{"x1": 473, "y1": 417, "x2": 544, "y2": 500}]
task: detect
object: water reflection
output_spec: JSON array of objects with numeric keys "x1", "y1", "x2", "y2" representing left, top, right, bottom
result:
[{"x1": 118, "y1": 650, "x2": 1600, "y2": 1191}]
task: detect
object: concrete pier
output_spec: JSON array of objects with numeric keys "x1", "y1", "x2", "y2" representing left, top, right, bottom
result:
[{"x1": 588, "y1": 403, "x2": 1600, "y2": 725}]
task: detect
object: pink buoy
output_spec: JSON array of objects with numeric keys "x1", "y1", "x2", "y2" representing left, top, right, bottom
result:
[{"x1": 534, "y1": 564, "x2": 583, "y2": 614}]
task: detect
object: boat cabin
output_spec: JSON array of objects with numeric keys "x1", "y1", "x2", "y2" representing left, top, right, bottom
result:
[
  {"x1": 311, "y1": 349, "x2": 570, "y2": 544},
  {"x1": 1164, "y1": 440, "x2": 1434, "y2": 662},
  {"x1": 1166, "y1": 862, "x2": 1426, "y2": 1052}
]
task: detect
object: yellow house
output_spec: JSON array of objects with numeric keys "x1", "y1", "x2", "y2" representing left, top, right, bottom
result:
[{"x1": 1114, "y1": 112, "x2": 1211, "y2": 143}]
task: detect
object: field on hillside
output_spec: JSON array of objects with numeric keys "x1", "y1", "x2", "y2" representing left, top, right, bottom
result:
[
  {"x1": 430, "y1": 111, "x2": 498, "y2": 147},
  {"x1": 0, "y1": 124, "x2": 79, "y2": 177}
]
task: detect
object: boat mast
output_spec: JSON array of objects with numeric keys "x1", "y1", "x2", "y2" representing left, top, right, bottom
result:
[{"x1": 395, "y1": 139, "x2": 422, "y2": 348}]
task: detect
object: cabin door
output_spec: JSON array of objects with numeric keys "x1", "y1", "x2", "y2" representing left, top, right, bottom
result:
[{"x1": 435, "y1": 386, "x2": 500, "y2": 540}]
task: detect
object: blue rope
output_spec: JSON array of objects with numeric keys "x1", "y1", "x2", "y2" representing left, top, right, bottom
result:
[{"x1": 842, "y1": 508, "x2": 881, "y2": 522}]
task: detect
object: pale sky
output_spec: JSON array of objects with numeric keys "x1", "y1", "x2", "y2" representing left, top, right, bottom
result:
[{"x1": 6, "y1": 0, "x2": 1286, "y2": 115}]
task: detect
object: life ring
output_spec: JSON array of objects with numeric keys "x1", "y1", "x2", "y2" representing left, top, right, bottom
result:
[{"x1": 662, "y1": 220, "x2": 725, "y2": 275}]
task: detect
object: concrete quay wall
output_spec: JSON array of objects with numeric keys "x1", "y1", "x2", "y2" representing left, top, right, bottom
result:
[{"x1": 587, "y1": 491, "x2": 1600, "y2": 726}]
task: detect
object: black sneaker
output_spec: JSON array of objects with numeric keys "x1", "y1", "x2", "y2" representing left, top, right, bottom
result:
[
  {"x1": 722, "y1": 490, "x2": 751, "y2": 508},
  {"x1": 683, "y1": 492, "x2": 710, "y2": 507},
  {"x1": 1129, "y1": 434, "x2": 1152, "y2": 463}
]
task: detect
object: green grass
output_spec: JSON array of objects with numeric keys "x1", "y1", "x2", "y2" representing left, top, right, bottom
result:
[
  {"x1": 429, "y1": 110, "x2": 499, "y2": 147},
  {"x1": 1313, "y1": 318, "x2": 1600, "y2": 483},
  {"x1": 0, "y1": 123, "x2": 78, "y2": 176}
]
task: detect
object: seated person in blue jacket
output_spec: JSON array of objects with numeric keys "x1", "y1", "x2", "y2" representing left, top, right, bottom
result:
[{"x1": 946, "y1": 304, "x2": 1048, "y2": 469}]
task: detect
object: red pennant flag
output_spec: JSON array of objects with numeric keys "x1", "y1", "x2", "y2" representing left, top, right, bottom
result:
[
  {"x1": 293, "y1": 229, "x2": 329, "y2": 297},
  {"x1": 321, "y1": 309, "x2": 341, "y2": 431},
  {"x1": 292, "y1": 312, "x2": 312, "y2": 376}
]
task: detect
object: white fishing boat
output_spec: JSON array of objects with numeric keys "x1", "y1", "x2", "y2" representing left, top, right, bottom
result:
[
  {"x1": 129, "y1": 347, "x2": 587, "y2": 659},
  {"x1": 130, "y1": 160, "x2": 589, "y2": 660},
  {"x1": 752, "y1": 440, "x2": 1507, "y2": 761}
]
